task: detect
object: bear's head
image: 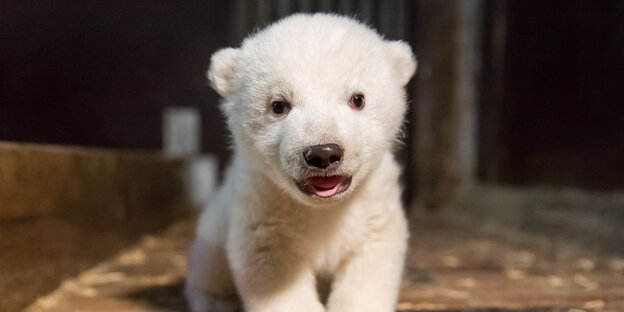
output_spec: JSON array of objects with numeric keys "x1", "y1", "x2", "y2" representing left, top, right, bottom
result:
[{"x1": 208, "y1": 13, "x2": 416, "y2": 207}]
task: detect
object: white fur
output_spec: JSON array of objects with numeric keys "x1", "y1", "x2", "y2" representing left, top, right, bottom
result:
[{"x1": 186, "y1": 13, "x2": 416, "y2": 312}]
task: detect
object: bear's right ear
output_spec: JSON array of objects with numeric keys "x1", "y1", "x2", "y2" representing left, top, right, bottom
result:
[
  {"x1": 385, "y1": 40, "x2": 417, "y2": 87},
  {"x1": 207, "y1": 48, "x2": 241, "y2": 97}
]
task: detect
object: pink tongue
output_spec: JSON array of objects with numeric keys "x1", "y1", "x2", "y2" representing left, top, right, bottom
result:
[
  {"x1": 308, "y1": 176, "x2": 344, "y2": 189},
  {"x1": 307, "y1": 176, "x2": 345, "y2": 197}
]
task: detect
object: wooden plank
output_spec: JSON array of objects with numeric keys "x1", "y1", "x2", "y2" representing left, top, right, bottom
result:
[
  {"x1": 379, "y1": 0, "x2": 407, "y2": 40},
  {"x1": 0, "y1": 141, "x2": 196, "y2": 223},
  {"x1": 412, "y1": 0, "x2": 483, "y2": 209},
  {"x1": 478, "y1": 0, "x2": 508, "y2": 182},
  {"x1": 0, "y1": 141, "x2": 215, "y2": 311}
]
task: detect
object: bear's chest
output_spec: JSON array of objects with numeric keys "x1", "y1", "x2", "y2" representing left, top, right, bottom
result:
[{"x1": 310, "y1": 207, "x2": 371, "y2": 275}]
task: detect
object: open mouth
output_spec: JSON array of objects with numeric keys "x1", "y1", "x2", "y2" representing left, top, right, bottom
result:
[{"x1": 298, "y1": 175, "x2": 352, "y2": 198}]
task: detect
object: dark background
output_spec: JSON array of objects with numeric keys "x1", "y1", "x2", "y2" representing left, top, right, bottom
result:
[
  {"x1": 0, "y1": 1, "x2": 232, "y2": 162},
  {"x1": 1, "y1": 0, "x2": 623, "y2": 190},
  {"x1": 490, "y1": 0, "x2": 624, "y2": 189}
]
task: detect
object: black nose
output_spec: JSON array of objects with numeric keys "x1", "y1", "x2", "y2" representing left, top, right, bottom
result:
[{"x1": 303, "y1": 144, "x2": 344, "y2": 169}]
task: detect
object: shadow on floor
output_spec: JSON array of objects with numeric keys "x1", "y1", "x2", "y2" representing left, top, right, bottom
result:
[
  {"x1": 123, "y1": 279, "x2": 579, "y2": 312},
  {"x1": 124, "y1": 278, "x2": 190, "y2": 312}
]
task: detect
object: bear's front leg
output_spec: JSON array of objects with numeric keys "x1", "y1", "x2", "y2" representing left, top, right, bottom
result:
[
  {"x1": 325, "y1": 234, "x2": 407, "y2": 312},
  {"x1": 185, "y1": 238, "x2": 241, "y2": 312},
  {"x1": 228, "y1": 225, "x2": 325, "y2": 312}
]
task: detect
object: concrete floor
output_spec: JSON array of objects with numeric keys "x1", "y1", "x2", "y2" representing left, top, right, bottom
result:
[{"x1": 21, "y1": 215, "x2": 624, "y2": 312}]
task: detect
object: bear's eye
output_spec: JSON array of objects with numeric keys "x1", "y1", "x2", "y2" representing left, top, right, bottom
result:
[
  {"x1": 349, "y1": 94, "x2": 365, "y2": 110},
  {"x1": 272, "y1": 101, "x2": 290, "y2": 115}
]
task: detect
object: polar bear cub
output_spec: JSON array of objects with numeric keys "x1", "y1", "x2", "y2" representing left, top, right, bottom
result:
[{"x1": 185, "y1": 13, "x2": 416, "y2": 312}]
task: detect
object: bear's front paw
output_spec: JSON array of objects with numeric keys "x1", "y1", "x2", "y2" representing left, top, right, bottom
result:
[{"x1": 185, "y1": 285, "x2": 241, "y2": 312}]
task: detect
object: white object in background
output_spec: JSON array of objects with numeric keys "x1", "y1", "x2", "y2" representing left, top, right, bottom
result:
[
  {"x1": 163, "y1": 107, "x2": 218, "y2": 209},
  {"x1": 186, "y1": 155, "x2": 218, "y2": 210},
  {"x1": 163, "y1": 107, "x2": 201, "y2": 156}
]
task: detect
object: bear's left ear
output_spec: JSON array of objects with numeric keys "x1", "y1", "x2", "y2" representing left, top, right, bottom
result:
[
  {"x1": 207, "y1": 47, "x2": 242, "y2": 97},
  {"x1": 385, "y1": 40, "x2": 417, "y2": 87}
]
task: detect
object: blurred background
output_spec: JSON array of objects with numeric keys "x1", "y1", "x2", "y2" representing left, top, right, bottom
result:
[{"x1": 1, "y1": 1, "x2": 624, "y2": 312}]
